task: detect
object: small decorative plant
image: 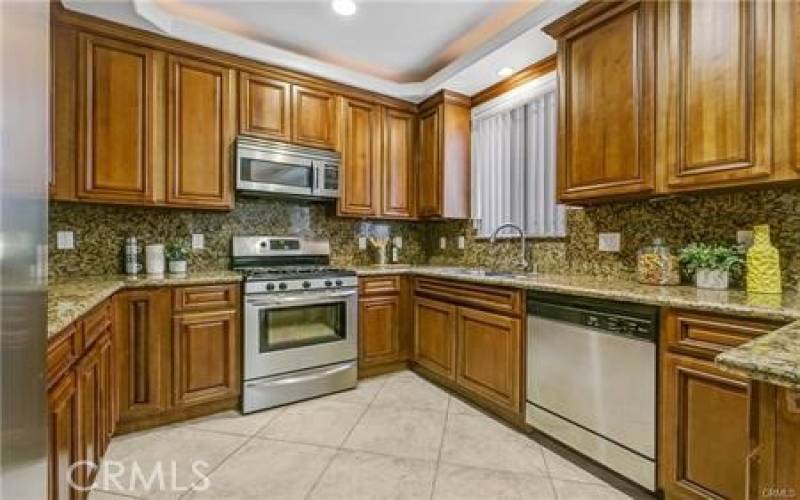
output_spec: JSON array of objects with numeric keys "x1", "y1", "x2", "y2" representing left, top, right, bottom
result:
[
  {"x1": 678, "y1": 243, "x2": 745, "y2": 290},
  {"x1": 165, "y1": 241, "x2": 191, "y2": 274}
]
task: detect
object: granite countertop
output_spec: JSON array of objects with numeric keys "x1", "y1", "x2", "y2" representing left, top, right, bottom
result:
[
  {"x1": 48, "y1": 271, "x2": 242, "y2": 338},
  {"x1": 354, "y1": 265, "x2": 800, "y2": 389}
]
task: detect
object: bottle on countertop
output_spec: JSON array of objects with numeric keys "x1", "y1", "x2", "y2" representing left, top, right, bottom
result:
[{"x1": 124, "y1": 236, "x2": 142, "y2": 276}]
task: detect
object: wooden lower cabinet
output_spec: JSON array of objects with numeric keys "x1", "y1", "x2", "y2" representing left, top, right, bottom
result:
[
  {"x1": 113, "y1": 289, "x2": 171, "y2": 428},
  {"x1": 456, "y1": 307, "x2": 521, "y2": 413},
  {"x1": 413, "y1": 296, "x2": 458, "y2": 381},
  {"x1": 660, "y1": 352, "x2": 758, "y2": 499},
  {"x1": 359, "y1": 295, "x2": 402, "y2": 368},
  {"x1": 48, "y1": 371, "x2": 80, "y2": 500},
  {"x1": 172, "y1": 309, "x2": 240, "y2": 407}
]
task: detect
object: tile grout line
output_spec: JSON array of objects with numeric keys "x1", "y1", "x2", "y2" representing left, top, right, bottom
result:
[{"x1": 428, "y1": 396, "x2": 451, "y2": 500}]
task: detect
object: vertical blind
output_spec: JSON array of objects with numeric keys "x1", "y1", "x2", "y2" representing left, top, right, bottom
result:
[{"x1": 471, "y1": 75, "x2": 565, "y2": 238}]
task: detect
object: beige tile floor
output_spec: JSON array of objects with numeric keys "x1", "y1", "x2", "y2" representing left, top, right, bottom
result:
[{"x1": 89, "y1": 371, "x2": 637, "y2": 500}]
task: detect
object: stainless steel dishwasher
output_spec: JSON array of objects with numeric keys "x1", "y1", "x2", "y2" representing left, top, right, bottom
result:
[{"x1": 526, "y1": 291, "x2": 658, "y2": 491}]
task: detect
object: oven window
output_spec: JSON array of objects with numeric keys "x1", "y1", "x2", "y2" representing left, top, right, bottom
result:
[
  {"x1": 259, "y1": 302, "x2": 346, "y2": 352},
  {"x1": 241, "y1": 158, "x2": 313, "y2": 189}
]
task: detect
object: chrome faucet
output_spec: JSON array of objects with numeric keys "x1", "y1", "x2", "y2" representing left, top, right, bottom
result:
[{"x1": 489, "y1": 223, "x2": 529, "y2": 271}]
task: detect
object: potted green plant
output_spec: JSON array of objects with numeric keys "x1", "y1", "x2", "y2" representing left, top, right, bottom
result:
[
  {"x1": 165, "y1": 241, "x2": 191, "y2": 274},
  {"x1": 678, "y1": 242, "x2": 745, "y2": 290}
]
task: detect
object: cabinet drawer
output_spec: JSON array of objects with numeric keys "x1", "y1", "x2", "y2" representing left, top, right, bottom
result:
[
  {"x1": 664, "y1": 309, "x2": 782, "y2": 360},
  {"x1": 47, "y1": 323, "x2": 81, "y2": 386},
  {"x1": 82, "y1": 301, "x2": 111, "y2": 349},
  {"x1": 414, "y1": 277, "x2": 522, "y2": 316},
  {"x1": 360, "y1": 276, "x2": 401, "y2": 296},
  {"x1": 173, "y1": 284, "x2": 238, "y2": 312}
]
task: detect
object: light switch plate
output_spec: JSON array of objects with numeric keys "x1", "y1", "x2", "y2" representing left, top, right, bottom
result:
[
  {"x1": 56, "y1": 231, "x2": 74, "y2": 250},
  {"x1": 457, "y1": 236, "x2": 466, "y2": 250},
  {"x1": 358, "y1": 236, "x2": 367, "y2": 250},
  {"x1": 439, "y1": 237, "x2": 447, "y2": 250},
  {"x1": 191, "y1": 233, "x2": 204, "y2": 250},
  {"x1": 392, "y1": 236, "x2": 403, "y2": 249},
  {"x1": 737, "y1": 230, "x2": 753, "y2": 247},
  {"x1": 598, "y1": 232, "x2": 621, "y2": 252}
]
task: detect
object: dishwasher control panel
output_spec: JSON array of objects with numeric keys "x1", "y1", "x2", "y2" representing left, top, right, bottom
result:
[{"x1": 583, "y1": 312, "x2": 654, "y2": 341}]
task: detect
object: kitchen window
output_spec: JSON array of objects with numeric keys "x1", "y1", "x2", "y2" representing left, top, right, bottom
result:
[{"x1": 471, "y1": 72, "x2": 566, "y2": 238}]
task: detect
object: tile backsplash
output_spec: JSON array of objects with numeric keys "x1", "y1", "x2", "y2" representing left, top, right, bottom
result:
[{"x1": 50, "y1": 186, "x2": 800, "y2": 290}]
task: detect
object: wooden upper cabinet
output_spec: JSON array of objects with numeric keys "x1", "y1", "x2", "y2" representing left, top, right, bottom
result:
[
  {"x1": 338, "y1": 97, "x2": 381, "y2": 217},
  {"x1": 417, "y1": 105, "x2": 441, "y2": 217},
  {"x1": 545, "y1": 1, "x2": 656, "y2": 202},
  {"x1": 382, "y1": 108, "x2": 416, "y2": 218},
  {"x1": 292, "y1": 85, "x2": 338, "y2": 150},
  {"x1": 773, "y1": 0, "x2": 800, "y2": 175},
  {"x1": 76, "y1": 33, "x2": 160, "y2": 203},
  {"x1": 416, "y1": 91, "x2": 471, "y2": 219},
  {"x1": 658, "y1": 0, "x2": 774, "y2": 190},
  {"x1": 238, "y1": 71, "x2": 291, "y2": 142},
  {"x1": 166, "y1": 54, "x2": 235, "y2": 209}
]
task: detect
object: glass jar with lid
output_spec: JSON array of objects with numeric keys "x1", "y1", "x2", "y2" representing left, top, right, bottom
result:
[{"x1": 637, "y1": 238, "x2": 680, "y2": 285}]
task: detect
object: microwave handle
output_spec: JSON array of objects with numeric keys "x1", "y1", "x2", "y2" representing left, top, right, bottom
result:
[{"x1": 313, "y1": 162, "x2": 322, "y2": 194}]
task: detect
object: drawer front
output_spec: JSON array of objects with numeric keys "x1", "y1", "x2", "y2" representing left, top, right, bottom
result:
[
  {"x1": 47, "y1": 323, "x2": 81, "y2": 385},
  {"x1": 359, "y1": 276, "x2": 401, "y2": 296},
  {"x1": 664, "y1": 309, "x2": 781, "y2": 359},
  {"x1": 82, "y1": 300, "x2": 111, "y2": 349},
  {"x1": 414, "y1": 277, "x2": 522, "y2": 316},
  {"x1": 173, "y1": 284, "x2": 239, "y2": 312}
]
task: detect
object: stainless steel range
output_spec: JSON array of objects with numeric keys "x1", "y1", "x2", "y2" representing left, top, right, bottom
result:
[{"x1": 233, "y1": 236, "x2": 358, "y2": 413}]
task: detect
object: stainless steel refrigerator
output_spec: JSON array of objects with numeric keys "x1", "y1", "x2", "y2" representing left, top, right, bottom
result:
[{"x1": 1, "y1": 0, "x2": 50, "y2": 498}]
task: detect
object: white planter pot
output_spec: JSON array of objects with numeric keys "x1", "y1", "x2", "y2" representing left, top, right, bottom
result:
[
  {"x1": 169, "y1": 260, "x2": 187, "y2": 274},
  {"x1": 695, "y1": 269, "x2": 729, "y2": 290}
]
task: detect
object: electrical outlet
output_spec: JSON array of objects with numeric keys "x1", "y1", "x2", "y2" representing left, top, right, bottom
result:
[
  {"x1": 191, "y1": 233, "x2": 204, "y2": 250},
  {"x1": 358, "y1": 236, "x2": 367, "y2": 250},
  {"x1": 56, "y1": 231, "x2": 74, "y2": 250},
  {"x1": 392, "y1": 236, "x2": 403, "y2": 249},
  {"x1": 457, "y1": 236, "x2": 466, "y2": 250},
  {"x1": 439, "y1": 237, "x2": 447, "y2": 250},
  {"x1": 737, "y1": 230, "x2": 753, "y2": 247},
  {"x1": 598, "y1": 232, "x2": 621, "y2": 252}
]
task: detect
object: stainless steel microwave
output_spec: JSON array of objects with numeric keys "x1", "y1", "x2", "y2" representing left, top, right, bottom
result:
[{"x1": 235, "y1": 136, "x2": 340, "y2": 200}]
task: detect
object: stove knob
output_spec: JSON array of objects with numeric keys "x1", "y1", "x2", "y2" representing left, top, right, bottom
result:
[
  {"x1": 335, "y1": 279, "x2": 343, "y2": 287},
  {"x1": 302, "y1": 281, "x2": 311, "y2": 289},
  {"x1": 278, "y1": 282, "x2": 288, "y2": 290},
  {"x1": 325, "y1": 280, "x2": 333, "y2": 287},
  {"x1": 266, "y1": 283, "x2": 275, "y2": 291}
]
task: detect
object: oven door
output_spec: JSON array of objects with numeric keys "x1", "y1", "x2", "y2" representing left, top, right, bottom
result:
[
  {"x1": 244, "y1": 289, "x2": 358, "y2": 379},
  {"x1": 237, "y1": 147, "x2": 315, "y2": 197}
]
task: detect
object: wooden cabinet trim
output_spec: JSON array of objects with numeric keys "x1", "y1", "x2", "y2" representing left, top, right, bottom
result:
[
  {"x1": 359, "y1": 276, "x2": 401, "y2": 296},
  {"x1": 172, "y1": 284, "x2": 239, "y2": 313},
  {"x1": 414, "y1": 277, "x2": 522, "y2": 316},
  {"x1": 82, "y1": 300, "x2": 111, "y2": 351}
]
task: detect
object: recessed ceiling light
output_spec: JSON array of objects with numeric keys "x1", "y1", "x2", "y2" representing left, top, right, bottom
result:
[
  {"x1": 498, "y1": 67, "x2": 514, "y2": 78},
  {"x1": 332, "y1": 0, "x2": 357, "y2": 16}
]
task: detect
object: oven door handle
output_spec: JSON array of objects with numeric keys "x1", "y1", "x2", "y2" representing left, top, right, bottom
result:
[
  {"x1": 246, "y1": 290, "x2": 357, "y2": 307},
  {"x1": 245, "y1": 361, "x2": 356, "y2": 388}
]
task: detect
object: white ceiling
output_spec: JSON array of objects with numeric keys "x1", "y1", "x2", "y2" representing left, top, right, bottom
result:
[{"x1": 60, "y1": 0, "x2": 581, "y2": 102}]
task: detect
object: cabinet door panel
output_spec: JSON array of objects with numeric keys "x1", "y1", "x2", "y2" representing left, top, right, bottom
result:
[
  {"x1": 660, "y1": 353, "x2": 757, "y2": 499},
  {"x1": 359, "y1": 295, "x2": 401, "y2": 368},
  {"x1": 382, "y1": 108, "x2": 415, "y2": 218},
  {"x1": 292, "y1": 85, "x2": 337, "y2": 149},
  {"x1": 339, "y1": 97, "x2": 380, "y2": 216},
  {"x1": 48, "y1": 371, "x2": 79, "y2": 500},
  {"x1": 660, "y1": 0, "x2": 772, "y2": 188},
  {"x1": 167, "y1": 55, "x2": 234, "y2": 208},
  {"x1": 456, "y1": 307, "x2": 521, "y2": 413},
  {"x1": 114, "y1": 289, "x2": 171, "y2": 425},
  {"x1": 76, "y1": 342, "x2": 103, "y2": 489},
  {"x1": 239, "y1": 72, "x2": 290, "y2": 142},
  {"x1": 98, "y1": 334, "x2": 114, "y2": 453},
  {"x1": 413, "y1": 297, "x2": 456, "y2": 380},
  {"x1": 173, "y1": 310, "x2": 239, "y2": 407},
  {"x1": 557, "y1": 2, "x2": 655, "y2": 201},
  {"x1": 77, "y1": 33, "x2": 158, "y2": 203},
  {"x1": 417, "y1": 106, "x2": 441, "y2": 217}
]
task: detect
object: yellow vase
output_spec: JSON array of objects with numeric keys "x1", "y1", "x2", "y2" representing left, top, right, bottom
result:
[{"x1": 746, "y1": 225, "x2": 781, "y2": 294}]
